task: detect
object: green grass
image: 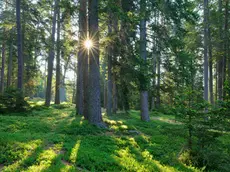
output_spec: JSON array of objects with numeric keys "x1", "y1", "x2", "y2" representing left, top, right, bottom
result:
[{"x1": 0, "y1": 104, "x2": 228, "y2": 172}]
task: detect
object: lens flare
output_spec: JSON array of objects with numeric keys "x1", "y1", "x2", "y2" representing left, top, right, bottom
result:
[{"x1": 84, "y1": 39, "x2": 93, "y2": 49}]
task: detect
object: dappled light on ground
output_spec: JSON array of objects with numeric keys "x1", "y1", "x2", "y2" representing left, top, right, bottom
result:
[{"x1": 0, "y1": 104, "x2": 228, "y2": 171}]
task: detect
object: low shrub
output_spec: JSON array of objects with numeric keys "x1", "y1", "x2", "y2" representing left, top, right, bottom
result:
[{"x1": 0, "y1": 88, "x2": 31, "y2": 114}]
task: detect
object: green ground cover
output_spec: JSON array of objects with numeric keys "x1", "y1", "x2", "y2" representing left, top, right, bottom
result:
[{"x1": 0, "y1": 104, "x2": 229, "y2": 172}]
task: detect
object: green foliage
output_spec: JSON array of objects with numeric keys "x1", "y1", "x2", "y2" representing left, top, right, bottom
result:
[
  {"x1": 0, "y1": 104, "x2": 207, "y2": 172},
  {"x1": 174, "y1": 88, "x2": 230, "y2": 171},
  {"x1": 0, "y1": 88, "x2": 31, "y2": 114}
]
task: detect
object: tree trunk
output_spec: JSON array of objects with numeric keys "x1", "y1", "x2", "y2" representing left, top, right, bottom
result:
[
  {"x1": 140, "y1": 0, "x2": 149, "y2": 121},
  {"x1": 208, "y1": 4, "x2": 214, "y2": 104},
  {"x1": 16, "y1": 0, "x2": 23, "y2": 90},
  {"x1": 204, "y1": 0, "x2": 209, "y2": 102},
  {"x1": 112, "y1": 76, "x2": 117, "y2": 114},
  {"x1": 88, "y1": 0, "x2": 103, "y2": 126},
  {"x1": 76, "y1": 0, "x2": 87, "y2": 115},
  {"x1": 45, "y1": 0, "x2": 58, "y2": 106},
  {"x1": 1, "y1": 39, "x2": 5, "y2": 93},
  {"x1": 83, "y1": 48, "x2": 89, "y2": 119},
  {"x1": 156, "y1": 54, "x2": 161, "y2": 108},
  {"x1": 106, "y1": 12, "x2": 113, "y2": 116},
  {"x1": 151, "y1": 52, "x2": 156, "y2": 110},
  {"x1": 223, "y1": 0, "x2": 229, "y2": 99},
  {"x1": 7, "y1": 37, "x2": 13, "y2": 88},
  {"x1": 55, "y1": 4, "x2": 61, "y2": 105},
  {"x1": 218, "y1": 0, "x2": 223, "y2": 101}
]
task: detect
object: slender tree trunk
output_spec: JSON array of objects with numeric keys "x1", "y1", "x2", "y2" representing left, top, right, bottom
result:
[
  {"x1": 112, "y1": 7, "x2": 119, "y2": 114},
  {"x1": 55, "y1": 5, "x2": 61, "y2": 105},
  {"x1": 204, "y1": 0, "x2": 209, "y2": 102},
  {"x1": 112, "y1": 77, "x2": 117, "y2": 114},
  {"x1": 45, "y1": 0, "x2": 58, "y2": 106},
  {"x1": 88, "y1": 0, "x2": 103, "y2": 126},
  {"x1": 7, "y1": 34, "x2": 13, "y2": 88},
  {"x1": 106, "y1": 12, "x2": 113, "y2": 116},
  {"x1": 140, "y1": 0, "x2": 149, "y2": 121},
  {"x1": 77, "y1": 0, "x2": 87, "y2": 115},
  {"x1": 156, "y1": 54, "x2": 161, "y2": 108},
  {"x1": 218, "y1": 0, "x2": 223, "y2": 101},
  {"x1": 208, "y1": 5, "x2": 214, "y2": 104},
  {"x1": 1, "y1": 38, "x2": 5, "y2": 93},
  {"x1": 16, "y1": 0, "x2": 23, "y2": 90},
  {"x1": 151, "y1": 52, "x2": 156, "y2": 110},
  {"x1": 223, "y1": 0, "x2": 229, "y2": 99}
]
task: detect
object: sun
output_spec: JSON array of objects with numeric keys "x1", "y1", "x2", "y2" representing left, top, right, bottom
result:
[{"x1": 84, "y1": 39, "x2": 93, "y2": 50}]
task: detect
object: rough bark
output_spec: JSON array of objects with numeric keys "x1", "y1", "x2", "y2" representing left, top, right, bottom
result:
[
  {"x1": 223, "y1": 0, "x2": 229, "y2": 99},
  {"x1": 140, "y1": 0, "x2": 149, "y2": 121},
  {"x1": 106, "y1": 12, "x2": 113, "y2": 116},
  {"x1": 45, "y1": 0, "x2": 58, "y2": 106},
  {"x1": 204, "y1": 0, "x2": 209, "y2": 102},
  {"x1": 207, "y1": 4, "x2": 214, "y2": 104},
  {"x1": 83, "y1": 49, "x2": 89, "y2": 119},
  {"x1": 16, "y1": 0, "x2": 23, "y2": 90},
  {"x1": 88, "y1": 0, "x2": 103, "y2": 126},
  {"x1": 112, "y1": 76, "x2": 117, "y2": 114},
  {"x1": 218, "y1": 0, "x2": 223, "y2": 101},
  {"x1": 76, "y1": 0, "x2": 87, "y2": 115},
  {"x1": 55, "y1": 5, "x2": 61, "y2": 105}
]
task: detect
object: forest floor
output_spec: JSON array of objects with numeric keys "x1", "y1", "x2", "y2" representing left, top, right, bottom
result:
[{"x1": 0, "y1": 103, "x2": 229, "y2": 172}]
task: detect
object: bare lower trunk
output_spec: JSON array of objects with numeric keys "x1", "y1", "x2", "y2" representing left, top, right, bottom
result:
[
  {"x1": 83, "y1": 52, "x2": 89, "y2": 119},
  {"x1": 204, "y1": 0, "x2": 209, "y2": 102},
  {"x1": 106, "y1": 14, "x2": 113, "y2": 116},
  {"x1": 7, "y1": 35, "x2": 13, "y2": 88},
  {"x1": 112, "y1": 77, "x2": 117, "y2": 114},
  {"x1": 1, "y1": 41, "x2": 5, "y2": 93},
  {"x1": 88, "y1": 0, "x2": 103, "y2": 126},
  {"x1": 156, "y1": 54, "x2": 161, "y2": 108},
  {"x1": 223, "y1": 0, "x2": 229, "y2": 99},
  {"x1": 76, "y1": 0, "x2": 87, "y2": 115},
  {"x1": 45, "y1": 0, "x2": 58, "y2": 106},
  {"x1": 16, "y1": 0, "x2": 24, "y2": 90},
  {"x1": 55, "y1": 6, "x2": 61, "y2": 105},
  {"x1": 208, "y1": 6, "x2": 214, "y2": 104},
  {"x1": 218, "y1": 0, "x2": 223, "y2": 101},
  {"x1": 141, "y1": 91, "x2": 150, "y2": 121},
  {"x1": 140, "y1": 0, "x2": 149, "y2": 121}
]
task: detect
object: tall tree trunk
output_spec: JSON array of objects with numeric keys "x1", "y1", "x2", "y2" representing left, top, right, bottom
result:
[
  {"x1": 16, "y1": 0, "x2": 23, "y2": 90},
  {"x1": 156, "y1": 54, "x2": 161, "y2": 108},
  {"x1": 55, "y1": 4, "x2": 61, "y2": 104},
  {"x1": 7, "y1": 33, "x2": 13, "y2": 88},
  {"x1": 208, "y1": 5, "x2": 214, "y2": 104},
  {"x1": 1, "y1": 37, "x2": 5, "y2": 93},
  {"x1": 223, "y1": 0, "x2": 229, "y2": 99},
  {"x1": 88, "y1": 0, "x2": 103, "y2": 126},
  {"x1": 218, "y1": 0, "x2": 223, "y2": 101},
  {"x1": 45, "y1": 0, "x2": 58, "y2": 106},
  {"x1": 204, "y1": 0, "x2": 209, "y2": 102},
  {"x1": 106, "y1": 12, "x2": 113, "y2": 116},
  {"x1": 151, "y1": 52, "x2": 156, "y2": 110},
  {"x1": 83, "y1": 49, "x2": 89, "y2": 119},
  {"x1": 77, "y1": 0, "x2": 87, "y2": 115},
  {"x1": 140, "y1": 0, "x2": 149, "y2": 121},
  {"x1": 112, "y1": 77, "x2": 117, "y2": 113}
]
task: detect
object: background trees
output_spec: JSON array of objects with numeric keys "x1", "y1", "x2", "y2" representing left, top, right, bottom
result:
[{"x1": 0, "y1": 0, "x2": 229, "y2": 120}]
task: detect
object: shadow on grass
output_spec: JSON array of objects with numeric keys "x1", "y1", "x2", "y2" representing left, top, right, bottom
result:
[{"x1": 0, "y1": 107, "x2": 203, "y2": 172}]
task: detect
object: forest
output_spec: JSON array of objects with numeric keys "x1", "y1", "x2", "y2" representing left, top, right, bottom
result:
[{"x1": 0, "y1": 0, "x2": 230, "y2": 171}]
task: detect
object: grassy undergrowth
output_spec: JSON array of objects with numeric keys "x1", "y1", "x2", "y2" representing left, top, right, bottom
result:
[{"x1": 0, "y1": 104, "x2": 229, "y2": 171}]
